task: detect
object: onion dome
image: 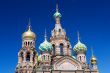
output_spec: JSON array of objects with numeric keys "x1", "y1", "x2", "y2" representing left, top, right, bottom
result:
[
  {"x1": 73, "y1": 32, "x2": 87, "y2": 54},
  {"x1": 22, "y1": 19, "x2": 36, "y2": 39},
  {"x1": 39, "y1": 30, "x2": 53, "y2": 52},
  {"x1": 53, "y1": 4, "x2": 62, "y2": 18},
  {"x1": 38, "y1": 54, "x2": 41, "y2": 62},
  {"x1": 90, "y1": 48, "x2": 97, "y2": 65},
  {"x1": 91, "y1": 56, "x2": 97, "y2": 65}
]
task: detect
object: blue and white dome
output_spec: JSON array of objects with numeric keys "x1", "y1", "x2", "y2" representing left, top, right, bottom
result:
[
  {"x1": 53, "y1": 11, "x2": 62, "y2": 18},
  {"x1": 73, "y1": 33, "x2": 87, "y2": 54},
  {"x1": 53, "y1": 4, "x2": 62, "y2": 18},
  {"x1": 74, "y1": 41, "x2": 87, "y2": 54},
  {"x1": 39, "y1": 32, "x2": 53, "y2": 52}
]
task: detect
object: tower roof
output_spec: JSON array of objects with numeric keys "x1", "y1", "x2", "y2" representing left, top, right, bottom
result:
[
  {"x1": 53, "y1": 4, "x2": 62, "y2": 18},
  {"x1": 73, "y1": 32, "x2": 87, "y2": 54},
  {"x1": 39, "y1": 30, "x2": 53, "y2": 52},
  {"x1": 91, "y1": 48, "x2": 97, "y2": 65},
  {"x1": 22, "y1": 18, "x2": 36, "y2": 39}
]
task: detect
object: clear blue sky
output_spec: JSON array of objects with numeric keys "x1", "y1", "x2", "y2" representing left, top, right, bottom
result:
[{"x1": 0, "y1": 0, "x2": 109, "y2": 73}]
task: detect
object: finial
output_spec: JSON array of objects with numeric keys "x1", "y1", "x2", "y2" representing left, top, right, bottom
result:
[
  {"x1": 56, "y1": 3, "x2": 59, "y2": 12},
  {"x1": 44, "y1": 29, "x2": 47, "y2": 41},
  {"x1": 27, "y1": 18, "x2": 31, "y2": 31},
  {"x1": 77, "y1": 31, "x2": 80, "y2": 42},
  {"x1": 91, "y1": 47, "x2": 94, "y2": 57}
]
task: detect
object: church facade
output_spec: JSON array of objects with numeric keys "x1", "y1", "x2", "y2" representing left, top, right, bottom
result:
[{"x1": 15, "y1": 4, "x2": 99, "y2": 73}]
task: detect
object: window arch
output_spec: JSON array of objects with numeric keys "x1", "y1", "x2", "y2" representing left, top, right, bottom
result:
[
  {"x1": 60, "y1": 43, "x2": 63, "y2": 55},
  {"x1": 24, "y1": 42, "x2": 25, "y2": 46},
  {"x1": 48, "y1": 55, "x2": 49, "y2": 60},
  {"x1": 28, "y1": 42, "x2": 30, "y2": 46},
  {"x1": 52, "y1": 44, "x2": 55, "y2": 55},
  {"x1": 44, "y1": 55, "x2": 45, "y2": 61},
  {"x1": 26, "y1": 52, "x2": 30, "y2": 61},
  {"x1": 80, "y1": 56, "x2": 81, "y2": 61},
  {"x1": 26, "y1": 42, "x2": 27, "y2": 46}
]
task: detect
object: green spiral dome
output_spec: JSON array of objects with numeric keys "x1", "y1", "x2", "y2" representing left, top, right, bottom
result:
[
  {"x1": 74, "y1": 41, "x2": 87, "y2": 54},
  {"x1": 39, "y1": 39, "x2": 53, "y2": 52},
  {"x1": 53, "y1": 11, "x2": 62, "y2": 18}
]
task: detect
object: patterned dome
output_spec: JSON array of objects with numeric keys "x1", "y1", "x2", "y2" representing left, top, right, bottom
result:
[
  {"x1": 39, "y1": 38, "x2": 53, "y2": 52},
  {"x1": 74, "y1": 41, "x2": 87, "y2": 54},
  {"x1": 53, "y1": 4, "x2": 61, "y2": 18},
  {"x1": 53, "y1": 11, "x2": 62, "y2": 18}
]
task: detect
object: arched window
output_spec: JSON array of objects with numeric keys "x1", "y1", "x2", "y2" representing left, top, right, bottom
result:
[
  {"x1": 44, "y1": 55, "x2": 45, "y2": 61},
  {"x1": 26, "y1": 52, "x2": 30, "y2": 61},
  {"x1": 52, "y1": 44, "x2": 55, "y2": 55},
  {"x1": 26, "y1": 42, "x2": 27, "y2": 46},
  {"x1": 60, "y1": 43, "x2": 63, "y2": 55},
  {"x1": 28, "y1": 42, "x2": 30, "y2": 46},
  {"x1": 48, "y1": 55, "x2": 49, "y2": 60},
  {"x1": 24, "y1": 42, "x2": 25, "y2": 46},
  {"x1": 59, "y1": 29, "x2": 61, "y2": 32},
  {"x1": 80, "y1": 56, "x2": 81, "y2": 61},
  {"x1": 67, "y1": 45, "x2": 69, "y2": 48}
]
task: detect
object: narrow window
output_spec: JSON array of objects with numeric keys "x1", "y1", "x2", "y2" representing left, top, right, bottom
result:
[
  {"x1": 80, "y1": 56, "x2": 81, "y2": 61},
  {"x1": 60, "y1": 43, "x2": 63, "y2": 55},
  {"x1": 53, "y1": 44, "x2": 55, "y2": 55},
  {"x1": 26, "y1": 52, "x2": 30, "y2": 61},
  {"x1": 48, "y1": 55, "x2": 49, "y2": 60},
  {"x1": 28, "y1": 42, "x2": 30, "y2": 46}
]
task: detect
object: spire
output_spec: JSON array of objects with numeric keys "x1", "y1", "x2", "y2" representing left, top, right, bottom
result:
[
  {"x1": 53, "y1": 3, "x2": 61, "y2": 20},
  {"x1": 27, "y1": 18, "x2": 31, "y2": 31},
  {"x1": 56, "y1": 3, "x2": 59, "y2": 12},
  {"x1": 91, "y1": 47, "x2": 97, "y2": 65},
  {"x1": 77, "y1": 31, "x2": 80, "y2": 42},
  {"x1": 91, "y1": 48, "x2": 94, "y2": 57},
  {"x1": 44, "y1": 29, "x2": 47, "y2": 41}
]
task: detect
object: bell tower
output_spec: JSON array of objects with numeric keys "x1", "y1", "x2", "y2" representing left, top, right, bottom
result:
[
  {"x1": 73, "y1": 32, "x2": 87, "y2": 64},
  {"x1": 15, "y1": 19, "x2": 38, "y2": 73},
  {"x1": 50, "y1": 4, "x2": 72, "y2": 60}
]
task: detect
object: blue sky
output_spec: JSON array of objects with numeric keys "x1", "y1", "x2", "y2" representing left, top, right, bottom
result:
[{"x1": 0, "y1": 0, "x2": 110, "y2": 73}]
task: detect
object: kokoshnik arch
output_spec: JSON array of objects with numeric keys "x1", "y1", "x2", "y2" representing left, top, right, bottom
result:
[{"x1": 15, "y1": 4, "x2": 99, "y2": 73}]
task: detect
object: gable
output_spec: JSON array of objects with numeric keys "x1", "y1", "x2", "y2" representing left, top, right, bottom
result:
[{"x1": 53, "y1": 56, "x2": 82, "y2": 70}]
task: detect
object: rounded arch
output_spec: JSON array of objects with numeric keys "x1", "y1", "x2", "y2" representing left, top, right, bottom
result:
[
  {"x1": 26, "y1": 51, "x2": 31, "y2": 61},
  {"x1": 52, "y1": 44, "x2": 56, "y2": 55},
  {"x1": 26, "y1": 42, "x2": 27, "y2": 46},
  {"x1": 60, "y1": 43, "x2": 64, "y2": 55},
  {"x1": 54, "y1": 56, "x2": 82, "y2": 70}
]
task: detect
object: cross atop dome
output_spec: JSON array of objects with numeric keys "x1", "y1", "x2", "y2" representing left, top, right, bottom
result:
[
  {"x1": 53, "y1": 4, "x2": 62, "y2": 24},
  {"x1": 77, "y1": 31, "x2": 80, "y2": 42},
  {"x1": 44, "y1": 29, "x2": 47, "y2": 41},
  {"x1": 27, "y1": 18, "x2": 32, "y2": 31}
]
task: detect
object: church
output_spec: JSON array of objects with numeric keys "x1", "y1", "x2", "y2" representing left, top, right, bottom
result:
[{"x1": 15, "y1": 4, "x2": 99, "y2": 73}]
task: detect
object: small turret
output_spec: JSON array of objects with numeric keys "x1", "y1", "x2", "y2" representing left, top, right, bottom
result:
[
  {"x1": 73, "y1": 32, "x2": 87, "y2": 64},
  {"x1": 90, "y1": 48, "x2": 98, "y2": 71},
  {"x1": 39, "y1": 30, "x2": 53, "y2": 71}
]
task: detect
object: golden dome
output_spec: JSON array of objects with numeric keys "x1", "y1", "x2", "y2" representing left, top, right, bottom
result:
[
  {"x1": 90, "y1": 48, "x2": 97, "y2": 65},
  {"x1": 91, "y1": 55, "x2": 97, "y2": 65},
  {"x1": 22, "y1": 26, "x2": 36, "y2": 39}
]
